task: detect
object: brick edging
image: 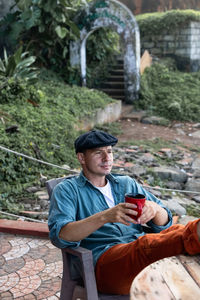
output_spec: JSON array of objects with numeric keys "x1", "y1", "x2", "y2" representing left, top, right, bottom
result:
[{"x1": 0, "y1": 219, "x2": 49, "y2": 238}]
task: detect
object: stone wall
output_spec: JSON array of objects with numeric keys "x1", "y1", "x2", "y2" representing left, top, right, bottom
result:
[
  {"x1": 141, "y1": 21, "x2": 200, "y2": 71},
  {"x1": 119, "y1": 0, "x2": 200, "y2": 15}
]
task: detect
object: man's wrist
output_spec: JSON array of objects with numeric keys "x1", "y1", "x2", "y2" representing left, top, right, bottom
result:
[{"x1": 153, "y1": 207, "x2": 169, "y2": 226}]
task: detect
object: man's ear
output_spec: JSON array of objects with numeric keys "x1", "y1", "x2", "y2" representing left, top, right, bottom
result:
[{"x1": 77, "y1": 152, "x2": 85, "y2": 164}]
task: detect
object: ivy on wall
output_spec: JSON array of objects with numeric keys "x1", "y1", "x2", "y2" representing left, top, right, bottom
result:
[{"x1": 136, "y1": 9, "x2": 200, "y2": 37}]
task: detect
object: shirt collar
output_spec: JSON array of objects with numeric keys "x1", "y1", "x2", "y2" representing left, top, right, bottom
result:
[{"x1": 76, "y1": 171, "x2": 119, "y2": 187}]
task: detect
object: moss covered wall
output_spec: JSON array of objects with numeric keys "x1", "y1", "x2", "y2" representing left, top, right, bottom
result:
[
  {"x1": 119, "y1": 0, "x2": 200, "y2": 15},
  {"x1": 141, "y1": 21, "x2": 200, "y2": 72}
]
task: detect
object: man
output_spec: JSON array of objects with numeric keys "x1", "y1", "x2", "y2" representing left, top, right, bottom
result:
[{"x1": 48, "y1": 130, "x2": 200, "y2": 295}]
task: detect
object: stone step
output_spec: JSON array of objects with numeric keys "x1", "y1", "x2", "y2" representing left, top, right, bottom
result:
[
  {"x1": 106, "y1": 75, "x2": 124, "y2": 82},
  {"x1": 111, "y1": 63, "x2": 124, "y2": 69},
  {"x1": 98, "y1": 56, "x2": 125, "y2": 100},
  {"x1": 99, "y1": 88, "x2": 125, "y2": 96},
  {"x1": 113, "y1": 55, "x2": 123, "y2": 63},
  {"x1": 110, "y1": 69, "x2": 124, "y2": 76},
  {"x1": 101, "y1": 81, "x2": 125, "y2": 88},
  {"x1": 121, "y1": 104, "x2": 134, "y2": 116},
  {"x1": 111, "y1": 95, "x2": 125, "y2": 101}
]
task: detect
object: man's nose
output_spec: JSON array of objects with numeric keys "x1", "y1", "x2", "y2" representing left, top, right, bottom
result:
[{"x1": 102, "y1": 152, "x2": 109, "y2": 160}]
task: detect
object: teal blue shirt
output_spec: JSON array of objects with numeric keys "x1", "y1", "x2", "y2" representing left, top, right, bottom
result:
[{"x1": 48, "y1": 172, "x2": 173, "y2": 266}]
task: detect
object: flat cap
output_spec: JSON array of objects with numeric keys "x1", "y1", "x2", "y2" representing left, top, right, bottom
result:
[{"x1": 74, "y1": 130, "x2": 118, "y2": 153}]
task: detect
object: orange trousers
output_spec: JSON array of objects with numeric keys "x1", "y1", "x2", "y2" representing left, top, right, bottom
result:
[{"x1": 95, "y1": 219, "x2": 200, "y2": 295}]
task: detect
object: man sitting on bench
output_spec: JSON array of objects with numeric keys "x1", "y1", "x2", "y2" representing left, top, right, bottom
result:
[{"x1": 48, "y1": 130, "x2": 200, "y2": 295}]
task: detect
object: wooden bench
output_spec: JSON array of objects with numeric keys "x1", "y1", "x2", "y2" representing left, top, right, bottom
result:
[{"x1": 130, "y1": 254, "x2": 200, "y2": 300}]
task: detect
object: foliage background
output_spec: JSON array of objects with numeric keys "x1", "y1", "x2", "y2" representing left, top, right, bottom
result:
[
  {"x1": 1, "y1": 6, "x2": 200, "y2": 214},
  {"x1": 0, "y1": 0, "x2": 119, "y2": 87},
  {"x1": 136, "y1": 9, "x2": 200, "y2": 37},
  {"x1": 0, "y1": 69, "x2": 114, "y2": 213},
  {"x1": 136, "y1": 62, "x2": 200, "y2": 121}
]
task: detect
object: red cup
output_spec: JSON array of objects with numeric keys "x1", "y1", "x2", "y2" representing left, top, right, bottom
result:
[{"x1": 125, "y1": 193, "x2": 146, "y2": 220}]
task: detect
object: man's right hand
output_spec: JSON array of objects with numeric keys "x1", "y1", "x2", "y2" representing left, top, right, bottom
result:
[{"x1": 103, "y1": 203, "x2": 138, "y2": 225}]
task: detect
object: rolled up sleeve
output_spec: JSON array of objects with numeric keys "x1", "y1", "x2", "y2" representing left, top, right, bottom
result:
[
  {"x1": 48, "y1": 181, "x2": 81, "y2": 249},
  {"x1": 147, "y1": 208, "x2": 173, "y2": 233}
]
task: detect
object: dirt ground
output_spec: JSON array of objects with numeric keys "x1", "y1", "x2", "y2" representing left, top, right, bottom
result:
[{"x1": 117, "y1": 107, "x2": 200, "y2": 147}]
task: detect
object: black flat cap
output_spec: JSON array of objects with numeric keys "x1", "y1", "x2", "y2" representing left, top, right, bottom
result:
[{"x1": 74, "y1": 130, "x2": 118, "y2": 153}]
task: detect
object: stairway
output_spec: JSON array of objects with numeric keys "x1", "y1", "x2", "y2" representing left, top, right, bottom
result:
[{"x1": 98, "y1": 57, "x2": 125, "y2": 101}]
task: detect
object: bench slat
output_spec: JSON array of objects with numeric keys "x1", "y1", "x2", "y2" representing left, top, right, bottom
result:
[
  {"x1": 130, "y1": 260, "x2": 175, "y2": 299},
  {"x1": 131, "y1": 256, "x2": 200, "y2": 300},
  {"x1": 179, "y1": 254, "x2": 200, "y2": 287},
  {"x1": 160, "y1": 256, "x2": 200, "y2": 300}
]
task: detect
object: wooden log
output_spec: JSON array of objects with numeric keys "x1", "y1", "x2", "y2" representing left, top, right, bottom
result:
[
  {"x1": 130, "y1": 260, "x2": 174, "y2": 299},
  {"x1": 179, "y1": 254, "x2": 200, "y2": 287},
  {"x1": 130, "y1": 256, "x2": 200, "y2": 300},
  {"x1": 160, "y1": 256, "x2": 200, "y2": 300}
]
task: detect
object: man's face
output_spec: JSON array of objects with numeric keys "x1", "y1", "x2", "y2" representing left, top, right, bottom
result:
[{"x1": 78, "y1": 146, "x2": 113, "y2": 177}]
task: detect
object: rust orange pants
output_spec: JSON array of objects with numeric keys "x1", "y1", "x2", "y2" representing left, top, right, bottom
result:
[{"x1": 95, "y1": 219, "x2": 200, "y2": 295}]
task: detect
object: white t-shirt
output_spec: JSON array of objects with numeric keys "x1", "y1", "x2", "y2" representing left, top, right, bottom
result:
[{"x1": 96, "y1": 180, "x2": 115, "y2": 208}]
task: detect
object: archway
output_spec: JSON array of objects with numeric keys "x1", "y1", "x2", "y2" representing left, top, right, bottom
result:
[{"x1": 70, "y1": 0, "x2": 140, "y2": 103}]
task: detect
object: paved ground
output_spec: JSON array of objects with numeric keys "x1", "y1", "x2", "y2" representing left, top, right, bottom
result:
[
  {"x1": 0, "y1": 233, "x2": 62, "y2": 299},
  {"x1": 0, "y1": 216, "x2": 191, "y2": 299}
]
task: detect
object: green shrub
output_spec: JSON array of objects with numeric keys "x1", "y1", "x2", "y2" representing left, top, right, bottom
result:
[
  {"x1": 0, "y1": 0, "x2": 119, "y2": 86},
  {"x1": 136, "y1": 9, "x2": 200, "y2": 38},
  {"x1": 0, "y1": 0, "x2": 81, "y2": 68},
  {"x1": 0, "y1": 75, "x2": 41, "y2": 104},
  {"x1": 0, "y1": 72, "x2": 115, "y2": 211},
  {"x1": 136, "y1": 63, "x2": 200, "y2": 122},
  {"x1": 0, "y1": 47, "x2": 38, "y2": 83}
]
